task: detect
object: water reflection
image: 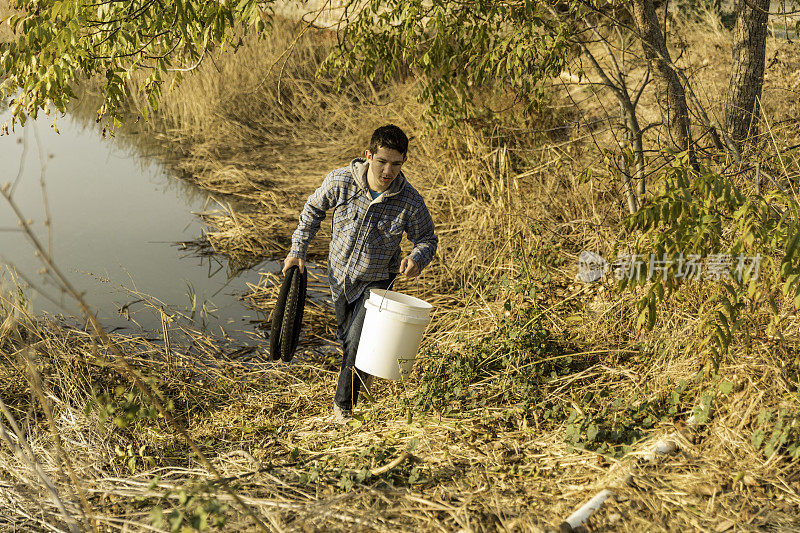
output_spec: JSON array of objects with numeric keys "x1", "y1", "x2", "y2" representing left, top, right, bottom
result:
[{"x1": 0, "y1": 100, "x2": 268, "y2": 345}]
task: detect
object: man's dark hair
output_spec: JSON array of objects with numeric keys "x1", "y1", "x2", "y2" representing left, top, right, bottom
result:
[{"x1": 368, "y1": 124, "x2": 409, "y2": 156}]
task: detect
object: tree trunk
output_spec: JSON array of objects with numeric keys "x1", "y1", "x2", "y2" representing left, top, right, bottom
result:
[
  {"x1": 630, "y1": 0, "x2": 695, "y2": 165},
  {"x1": 725, "y1": 0, "x2": 769, "y2": 148}
]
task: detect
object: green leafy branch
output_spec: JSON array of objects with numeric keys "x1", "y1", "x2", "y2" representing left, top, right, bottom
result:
[
  {"x1": 0, "y1": 0, "x2": 271, "y2": 128},
  {"x1": 320, "y1": 0, "x2": 577, "y2": 125},
  {"x1": 619, "y1": 155, "x2": 800, "y2": 367}
]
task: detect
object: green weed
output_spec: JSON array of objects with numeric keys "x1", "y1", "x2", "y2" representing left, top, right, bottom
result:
[
  {"x1": 751, "y1": 407, "x2": 800, "y2": 460},
  {"x1": 414, "y1": 290, "x2": 555, "y2": 413},
  {"x1": 150, "y1": 481, "x2": 230, "y2": 532}
]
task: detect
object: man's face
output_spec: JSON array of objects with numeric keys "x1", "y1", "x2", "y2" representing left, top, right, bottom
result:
[{"x1": 365, "y1": 146, "x2": 406, "y2": 192}]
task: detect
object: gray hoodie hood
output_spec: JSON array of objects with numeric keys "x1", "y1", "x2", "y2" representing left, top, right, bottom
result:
[{"x1": 349, "y1": 157, "x2": 407, "y2": 197}]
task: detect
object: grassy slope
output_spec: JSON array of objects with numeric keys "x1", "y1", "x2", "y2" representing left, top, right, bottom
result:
[{"x1": 1, "y1": 9, "x2": 800, "y2": 533}]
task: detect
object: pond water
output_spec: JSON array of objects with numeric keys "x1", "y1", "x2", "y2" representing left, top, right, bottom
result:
[{"x1": 0, "y1": 109, "x2": 272, "y2": 345}]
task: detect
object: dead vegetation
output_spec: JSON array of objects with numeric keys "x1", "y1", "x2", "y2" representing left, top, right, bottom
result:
[{"x1": 1, "y1": 9, "x2": 800, "y2": 533}]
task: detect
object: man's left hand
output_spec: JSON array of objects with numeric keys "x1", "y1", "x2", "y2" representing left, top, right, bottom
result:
[{"x1": 400, "y1": 257, "x2": 420, "y2": 277}]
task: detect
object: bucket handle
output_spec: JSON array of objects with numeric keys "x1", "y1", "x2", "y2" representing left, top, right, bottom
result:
[{"x1": 378, "y1": 273, "x2": 399, "y2": 313}]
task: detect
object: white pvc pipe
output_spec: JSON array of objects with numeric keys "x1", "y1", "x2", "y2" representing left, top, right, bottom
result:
[
  {"x1": 564, "y1": 489, "x2": 613, "y2": 530},
  {"x1": 644, "y1": 415, "x2": 698, "y2": 461}
]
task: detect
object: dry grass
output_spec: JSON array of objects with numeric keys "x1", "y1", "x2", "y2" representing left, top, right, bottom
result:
[
  {"x1": 2, "y1": 288, "x2": 799, "y2": 531},
  {"x1": 2, "y1": 9, "x2": 800, "y2": 533},
  {"x1": 0, "y1": 0, "x2": 18, "y2": 43}
]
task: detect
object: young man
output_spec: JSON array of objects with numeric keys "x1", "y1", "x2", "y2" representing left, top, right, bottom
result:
[{"x1": 283, "y1": 125, "x2": 438, "y2": 423}]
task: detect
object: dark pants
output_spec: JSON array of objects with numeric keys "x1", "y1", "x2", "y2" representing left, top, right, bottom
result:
[{"x1": 334, "y1": 278, "x2": 394, "y2": 410}]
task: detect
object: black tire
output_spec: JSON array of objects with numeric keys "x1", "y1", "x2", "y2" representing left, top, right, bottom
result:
[
  {"x1": 280, "y1": 268, "x2": 306, "y2": 362},
  {"x1": 269, "y1": 266, "x2": 296, "y2": 361}
]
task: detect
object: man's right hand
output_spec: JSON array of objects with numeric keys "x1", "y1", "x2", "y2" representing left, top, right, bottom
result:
[{"x1": 283, "y1": 256, "x2": 306, "y2": 275}]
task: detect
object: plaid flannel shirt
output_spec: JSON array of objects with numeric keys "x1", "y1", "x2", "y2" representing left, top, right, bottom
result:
[{"x1": 289, "y1": 158, "x2": 438, "y2": 304}]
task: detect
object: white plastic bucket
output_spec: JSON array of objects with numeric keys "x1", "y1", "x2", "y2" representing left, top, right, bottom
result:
[{"x1": 355, "y1": 289, "x2": 433, "y2": 380}]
